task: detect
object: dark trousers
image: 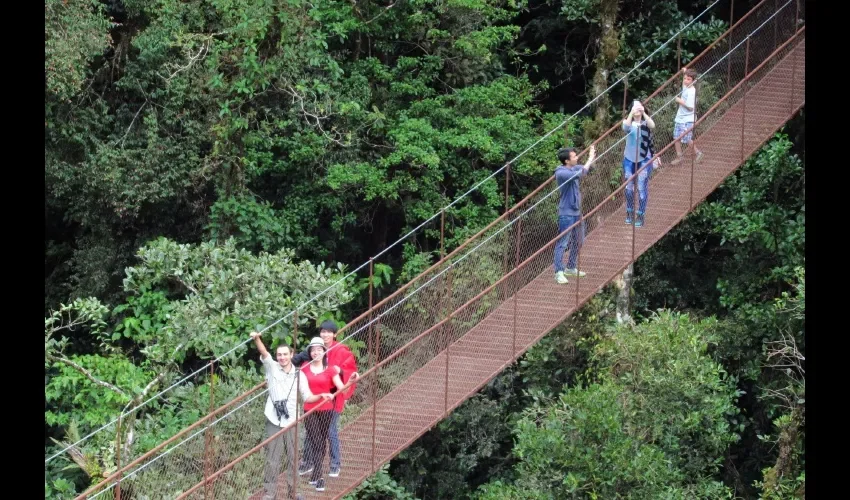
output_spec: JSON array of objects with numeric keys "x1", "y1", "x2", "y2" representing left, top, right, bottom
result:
[{"x1": 304, "y1": 410, "x2": 332, "y2": 482}]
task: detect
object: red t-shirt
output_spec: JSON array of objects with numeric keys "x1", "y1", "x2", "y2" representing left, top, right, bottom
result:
[
  {"x1": 302, "y1": 363, "x2": 340, "y2": 412},
  {"x1": 326, "y1": 341, "x2": 358, "y2": 412}
]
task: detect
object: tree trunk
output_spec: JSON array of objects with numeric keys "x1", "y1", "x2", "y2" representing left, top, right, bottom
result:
[
  {"x1": 584, "y1": 0, "x2": 631, "y2": 323},
  {"x1": 763, "y1": 405, "x2": 803, "y2": 491},
  {"x1": 583, "y1": 0, "x2": 621, "y2": 143},
  {"x1": 615, "y1": 263, "x2": 632, "y2": 324}
]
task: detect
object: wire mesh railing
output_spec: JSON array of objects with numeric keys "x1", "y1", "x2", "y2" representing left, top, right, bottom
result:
[{"x1": 73, "y1": 1, "x2": 806, "y2": 498}]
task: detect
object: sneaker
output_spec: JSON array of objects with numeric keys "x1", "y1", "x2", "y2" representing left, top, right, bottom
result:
[
  {"x1": 329, "y1": 466, "x2": 340, "y2": 477},
  {"x1": 315, "y1": 478, "x2": 326, "y2": 492},
  {"x1": 298, "y1": 464, "x2": 313, "y2": 476},
  {"x1": 564, "y1": 268, "x2": 586, "y2": 277},
  {"x1": 555, "y1": 271, "x2": 569, "y2": 284},
  {"x1": 695, "y1": 150, "x2": 704, "y2": 163},
  {"x1": 670, "y1": 155, "x2": 683, "y2": 165},
  {"x1": 625, "y1": 215, "x2": 632, "y2": 224}
]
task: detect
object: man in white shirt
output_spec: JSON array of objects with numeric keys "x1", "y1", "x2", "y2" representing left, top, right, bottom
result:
[
  {"x1": 251, "y1": 332, "x2": 330, "y2": 500},
  {"x1": 671, "y1": 68, "x2": 703, "y2": 165}
]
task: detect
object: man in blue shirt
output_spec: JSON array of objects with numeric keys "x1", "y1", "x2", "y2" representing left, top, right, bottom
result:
[{"x1": 553, "y1": 145, "x2": 596, "y2": 284}]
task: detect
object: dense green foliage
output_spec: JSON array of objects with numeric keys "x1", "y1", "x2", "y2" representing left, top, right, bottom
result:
[{"x1": 45, "y1": 0, "x2": 803, "y2": 498}]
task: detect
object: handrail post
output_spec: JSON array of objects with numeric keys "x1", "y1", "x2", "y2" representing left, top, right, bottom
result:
[
  {"x1": 575, "y1": 213, "x2": 583, "y2": 309},
  {"x1": 292, "y1": 314, "x2": 300, "y2": 500},
  {"x1": 501, "y1": 165, "x2": 512, "y2": 301},
  {"x1": 115, "y1": 416, "x2": 122, "y2": 500},
  {"x1": 789, "y1": 36, "x2": 798, "y2": 109},
  {"x1": 795, "y1": 0, "x2": 799, "y2": 28},
  {"x1": 505, "y1": 163, "x2": 511, "y2": 214},
  {"x1": 371, "y1": 315, "x2": 381, "y2": 473},
  {"x1": 622, "y1": 76, "x2": 629, "y2": 118},
  {"x1": 440, "y1": 210, "x2": 445, "y2": 260},
  {"x1": 774, "y1": 0, "x2": 779, "y2": 50},
  {"x1": 689, "y1": 136, "x2": 697, "y2": 210},
  {"x1": 690, "y1": 88, "x2": 700, "y2": 210},
  {"x1": 443, "y1": 268, "x2": 454, "y2": 416},
  {"x1": 369, "y1": 259, "x2": 374, "y2": 312},
  {"x1": 630, "y1": 118, "x2": 639, "y2": 262},
  {"x1": 677, "y1": 35, "x2": 682, "y2": 71},
  {"x1": 512, "y1": 219, "x2": 522, "y2": 357},
  {"x1": 368, "y1": 258, "x2": 374, "y2": 370},
  {"x1": 741, "y1": 37, "x2": 750, "y2": 163},
  {"x1": 203, "y1": 360, "x2": 216, "y2": 500},
  {"x1": 727, "y1": 0, "x2": 734, "y2": 88}
]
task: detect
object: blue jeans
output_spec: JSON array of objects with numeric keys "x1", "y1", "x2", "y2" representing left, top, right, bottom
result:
[
  {"x1": 329, "y1": 410, "x2": 341, "y2": 468},
  {"x1": 623, "y1": 158, "x2": 652, "y2": 216},
  {"x1": 553, "y1": 215, "x2": 584, "y2": 272}
]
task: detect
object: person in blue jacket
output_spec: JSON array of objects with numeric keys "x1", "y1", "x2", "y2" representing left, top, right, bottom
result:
[{"x1": 553, "y1": 144, "x2": 596, "y2": 284}]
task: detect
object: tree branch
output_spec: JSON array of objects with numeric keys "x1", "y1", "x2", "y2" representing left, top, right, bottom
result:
[
  {"x1": 174, "y1": 276, "x2": 200, "y2": 295},
  {"x1": 48, "y1": 354, "x2": 128, "y2": 398},
  {"x1": 137, "y1": 371, "x2": 169, "y2": 402},
  {"x1": 119, "y1": 100, "x2": 148, "y2": 148}
]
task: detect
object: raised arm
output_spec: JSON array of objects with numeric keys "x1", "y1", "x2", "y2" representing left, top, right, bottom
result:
[
  {"x1": 623, "y1": 107, "x2": 635, "y2": 129},
  {"x1": 250, "y1": 331, "x2": 270, "y2": 360},
  {"x1": 584, "y1": 145, "x2": 597, "y2": 171}
]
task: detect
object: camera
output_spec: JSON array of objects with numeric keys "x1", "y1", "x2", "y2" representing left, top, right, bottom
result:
[{"x1": 273, "y1": 400, "x2": 290, "y2": 421}]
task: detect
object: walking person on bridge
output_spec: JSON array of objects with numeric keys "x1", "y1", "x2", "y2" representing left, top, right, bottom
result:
[
  {"x1": 553, "y1": 144, "x2": 597, "y2": 285},
  {"x1": 250, "y1": 332, "x2": 330, "y2": 500},
  {"x1": 622, "y1": 100, "x2": 656, "y2": 227},
  {"x1": 671, "y1": 68, "x2": 704, "y2": 165},
  {"x1": 292, "y1": 320, "x2": 359, "y2": 479}
]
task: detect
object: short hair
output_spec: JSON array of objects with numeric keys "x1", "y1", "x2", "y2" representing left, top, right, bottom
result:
[
  {"x1": 275, "y1": 344, "x2": 292, "y2": 354},
  {"x1": 319, "y1": 320, "x2": 338, "y2": 333},
  {"x1": 684, "y1": 69, "x2": 698, "y2": 80},
  {"x1": 557, "y1": 148, "x2": 576, "y2": 164}
]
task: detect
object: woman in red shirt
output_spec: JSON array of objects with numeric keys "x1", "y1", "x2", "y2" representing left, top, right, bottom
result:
[{"x1": 299, "y1": 337, "x2": 345, "y2": 491}]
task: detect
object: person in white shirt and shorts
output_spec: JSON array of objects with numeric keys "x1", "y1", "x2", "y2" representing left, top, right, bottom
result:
[{"x1": 672, "y1": 68, "x2": 703, "y2": 165}]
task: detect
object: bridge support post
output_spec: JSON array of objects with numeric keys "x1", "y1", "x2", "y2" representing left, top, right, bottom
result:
[
  {"x1": 513, "y1": 219, "x2": 522, "y2": 356},
  {"x1": 203, "y1": 360, "x2": 216, "y2": 500},
  {"x1": 727, "y1": 0, "x2": 734, "y2": 88},
  {"x1": 741, "y1": 38, "x2": 750, "y2": 163},
  {"x1": 292, "y1": 312, "x2": 300, "y2": 498},
  {"x1": 115, "y1": 416, "x2": 122, "y2": 500},
  {"x1": 443, "y1": 270, "x2": 452, "y2": 416},
  {"x1": 630, "y1": 125, "x2": 639, "y2": 263},
  {"x1": 677, "y1": 35, "x2": 682, "y2": 71},
  {"x1": 575, "y1": 213, "x2": 583, "y2": 310},
  {"x1": 622, "y1": 76, "x2": 629, "y2": 118},
  {"x1": 789, "y1": 32, "x2": 798, "y2": 109},
  {"x1": 289, "y1": 309, "x2": 303, "y2": 496}
]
